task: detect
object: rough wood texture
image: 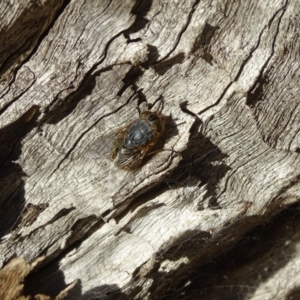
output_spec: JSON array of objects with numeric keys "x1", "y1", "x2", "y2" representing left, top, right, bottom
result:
[{"x1": 0, "y1": 0, "x2": 299, "y2": 299}]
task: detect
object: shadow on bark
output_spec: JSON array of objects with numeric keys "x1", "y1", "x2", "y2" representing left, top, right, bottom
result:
[
  {"x1": 152, "y1": 53, "x2": 185, "y2": 76},
  {"x1": 0, "y1": 105, "x2": 39, "y2": 238},
  {"x1": 164, "y1": 203, "x2": 300, "y2": 300},
  {"x1": 24, "y1": 258, "x2": 128, "y2": 300},
  {"x1": 80, "y1": 285, "x2": 129, "y2": 300},
  {"x1": 166, "y1": 116, "x2": 229, "y2": 208},
  {"x1": 23, "y1": 259, "x2": 73, "y2": 298},
  {"x1": 123, "y1": 0, "x2": 153, "y2": 41}
]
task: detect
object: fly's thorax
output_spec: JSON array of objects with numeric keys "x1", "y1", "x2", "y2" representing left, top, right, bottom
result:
[{"x1": 124, "y1": 120, "x2": 154, "y2": 149}]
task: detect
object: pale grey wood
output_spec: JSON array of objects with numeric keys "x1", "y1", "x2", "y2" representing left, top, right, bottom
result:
[{"x1": 0, "y1": 0, "x2": 299, "y2": 299}]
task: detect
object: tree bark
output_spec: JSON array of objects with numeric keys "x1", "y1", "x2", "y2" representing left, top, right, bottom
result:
[{"x1": 0, "y1": 0, "x2": 300, "y2": 299}]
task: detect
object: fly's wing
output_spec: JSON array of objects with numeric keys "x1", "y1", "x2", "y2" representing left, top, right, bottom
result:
[
  {"x1": 115, "y1": 146, "x2": 149, "y2": 170},
  {"x1": 84, "y1": 127, "x2": 127, "y2": 160},
  {"x1": 127, "y1": 148, "x2": 149, "y2": 170},
  {"x1": 84, "y1": 128, "x2": 128, "y2": 199},
  {"x1": 106, "y1": 147, "x2": 149, "y2": 196}
]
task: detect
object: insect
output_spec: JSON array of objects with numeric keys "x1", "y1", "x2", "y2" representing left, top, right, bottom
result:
[{"x1": 86, "y1": 111, "x2": 166, "y2": 170}]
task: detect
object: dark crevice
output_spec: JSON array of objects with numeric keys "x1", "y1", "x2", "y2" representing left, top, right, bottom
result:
[
  {"x1": 232, "y1": 30, "x2": 265, "y2": 83},
  {"x1": 246, "y1": 0, "x2": 288, "y2": 108},
  {"x1": 114, "y1": 189, "x2": 167, "y2": 226},
  {"x1": 0, "y1": 38, "x2": 30, "y2": 75},
  {"x1": 155, "y1": 0, "x2": 200, "y2": 64},
  {"x1": 200, "y1": 52, "x2": 214, "y2": 65},
  {"x1": 197, "y1": 80, "x2": 233, "y2": 115},
  {"x1": 180, "y1": 101, "x2": 199, "y2": 118},
  {"x1": 136, "y1": 89, "x2": 148, "y2": 108},
  {"x1": 126, "y1": 37, "x2": 142, "y2": 44}
]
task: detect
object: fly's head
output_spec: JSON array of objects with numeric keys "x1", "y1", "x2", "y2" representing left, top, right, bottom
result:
[{"x1": 140, "y1": 111, "x2": 166, "y2": 137}]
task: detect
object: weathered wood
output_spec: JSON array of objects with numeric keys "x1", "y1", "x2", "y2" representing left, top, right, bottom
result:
[{"x1": 0, "y1": 0, "x2": 300, "y2": 299}]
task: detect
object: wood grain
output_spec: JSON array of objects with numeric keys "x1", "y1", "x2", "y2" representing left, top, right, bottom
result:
[{"x1": 0, "y1": 0, "x2": 299, "y2": 299}]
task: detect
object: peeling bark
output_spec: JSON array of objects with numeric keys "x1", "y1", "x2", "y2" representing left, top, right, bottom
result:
[{"x1": 0, "y1": 1, "x2": 300, "y2": 299}]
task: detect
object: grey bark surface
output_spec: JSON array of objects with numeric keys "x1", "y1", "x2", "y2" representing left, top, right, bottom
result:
[{"x1": 0, "y1": 0, "x2": 300, "y2": 299}]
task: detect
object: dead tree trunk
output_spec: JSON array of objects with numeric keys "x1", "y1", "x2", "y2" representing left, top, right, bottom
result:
[{"x1": 0, "y1": 1, "x2": 300, "y2": 299}]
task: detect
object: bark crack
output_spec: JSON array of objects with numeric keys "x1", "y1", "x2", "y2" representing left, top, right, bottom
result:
[
  {"x1": 156, "y1": 0, "x2": 200, "y2": 64},
  {"x1": 199, "y1": 0, "x2": 288, "y2": 118},
  {"x1": 247, "y1": 0, "x2": 288, "y2": 107}
]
